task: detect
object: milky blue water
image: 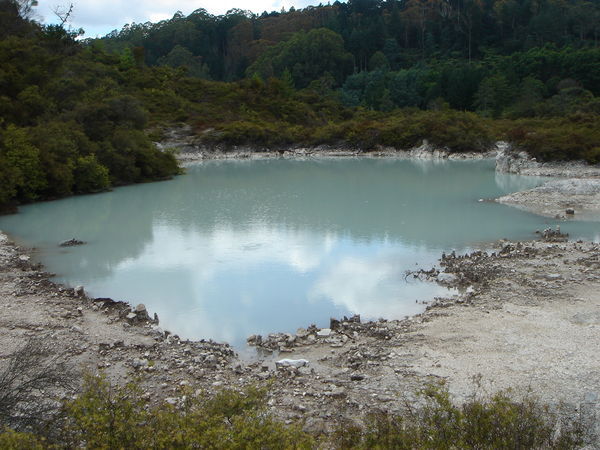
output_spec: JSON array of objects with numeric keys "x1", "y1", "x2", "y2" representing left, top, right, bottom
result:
[{"x1": 1, "y1": 158, "x2": 598, "y2": 348}]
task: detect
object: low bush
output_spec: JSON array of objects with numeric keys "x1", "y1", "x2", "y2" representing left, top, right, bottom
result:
[
  {"x1": 331, "y1": 384, "x2": 584, "y2": 449},
  {"x1": 0, "y1": 371, "x2": 587, "y2": 449},
  {"x1": 58, "y1": 374, "x2": 314, "y2": 449}
]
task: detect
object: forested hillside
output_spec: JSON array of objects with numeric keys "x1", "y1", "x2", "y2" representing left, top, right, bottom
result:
[
  {"x1": 0, "y1": 0, "x2": 179, "y2": 212},
  {"x1": 1, "y1": 0, "x2": 599, "y2": 212},
  {"x1": 95, "y1": 0, "x2": 599, "y2": 164},
  {"x1": 99, "y1": 0, "x2": 600, "y2": 114}
]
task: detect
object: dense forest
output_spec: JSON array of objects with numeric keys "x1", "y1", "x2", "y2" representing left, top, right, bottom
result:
[
  {"x1": 0, "y1": 0, "x2": 599, "y2": 212},
  {"x1": 99, "y1": 0, "x2": 600, "y2": 114},
  {"x1": 95, "y1": 0, "x2": 599, "y2": 163},
  {"x1": 0, "y1": 0, "x2": 180, "y2": 212}
]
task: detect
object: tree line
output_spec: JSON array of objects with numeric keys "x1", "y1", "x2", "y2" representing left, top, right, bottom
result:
[
  {"x1": 99, "y1": 0, "x2": 600, "y2": 83},
  {"x1": 97, "y1": 0, "x2": 600, "y2": 119}
]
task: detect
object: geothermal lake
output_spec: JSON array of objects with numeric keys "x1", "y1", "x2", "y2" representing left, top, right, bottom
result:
[{"x1": 1, "y1": 158, "x2": 598, "y2": 348}]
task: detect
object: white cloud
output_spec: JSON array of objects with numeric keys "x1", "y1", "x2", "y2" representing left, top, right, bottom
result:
[
  {"x1": 310, "y1": 252, "x2": 453, "y2": 320},
  {"x1": 37, "y1": 0, "x2": 321, "y2": 37}
]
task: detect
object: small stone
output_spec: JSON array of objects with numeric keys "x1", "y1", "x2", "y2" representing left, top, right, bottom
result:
[
  {"x1": 126, "y1": 312, "x2": 137, "y2": 320},
  {"x1": 566, "y1": 208, "x2": 575, "y2": 215},
  {"x1": 247, "y1": 334, "x2": 263, "y2": 346},
  {"x1": 132, "y1": 358, "x2": 149, "y2": 369},
  {"x1": 350, "y1": 373, "x2": 365, "y2": 381},
  {"x1": 204, "y1": 354, "x2": 217, "y2": 364},
  {"x1": 59, "y1": 238, "x2": 86, "y2": 247},
  {"x1": 276, "y1": 358, "x2": 309, "y2": 369},
  {"x1": 296, "y1": 328, "x2": 308, "y2": 338},
  {"x1": 135, "y1": 304, "x2": 150, "y2": 320},
  {"x1": 437, "y1": 273, "x2": 457, "y2": 283},
  {"x1": 328, "y1": 387, "x2": 346, "y2": 398},
  {"x1": 545, "y1": 273, "x2": 561, "y2": 281},
  {"x1": 74, "y1": 286, "x2": 85, "y2": 297},
  {"x1": 316, "y1": 328, "x2": 332, "y2": 337}
]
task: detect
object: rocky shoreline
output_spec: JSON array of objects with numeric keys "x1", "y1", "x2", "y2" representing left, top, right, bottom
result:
[
  {"x1": 173, "y1": 145, "x2": 497, "y2": 162},
  {"x1": 2, "y1": 231, "x2": 600, "y2": 438},
  {"x1": 157, "y1": 124, "x2": 498, "y2": 162},
  {"x1": 495, "y1": 150, "x2": 600, "y2": 220},
  {"x1": 3, "y1": 141, "x2": 600, "y2": 441}
]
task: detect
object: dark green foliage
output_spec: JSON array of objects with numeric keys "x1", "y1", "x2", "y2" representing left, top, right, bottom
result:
[
  {"x1": 0, "y1": 125, "x2": 46, "y2": 201},
  {"x1": 246, "y1": 28, "x2": 354, "y2": 88},
  {"x1": 60, "y1": 374, "x2": 314, "y2": 449},
  {"x1": 331, "y1": 384, "x2": 584, "y2": 449},
  {"x1": 0, "y1": 1, "x2": 180, "y2": 210},
  {"x1": 73, "y1": 156, "x2": 110, "y2": 193},
  {"x1": 97, "y1": 0, "x2": 600, "y2": 89},
  {"x1": 500, "y1": 114, "x2": 600, "y2": 162}
]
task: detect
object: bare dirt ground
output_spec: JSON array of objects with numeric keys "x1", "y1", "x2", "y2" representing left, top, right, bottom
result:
[{"x1": 2, "y1": 230, "x2": 600, "y2": 437}]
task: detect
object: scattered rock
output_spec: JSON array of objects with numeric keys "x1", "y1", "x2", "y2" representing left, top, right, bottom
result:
[
  {"x1": 59, "y1": 238, "x2": 86, "y2": 247},
  {"x1": 566, "y1": 208, "x2": 575, "y2": 215},
  {"x1": 317, "y1": 328, "x2": 332, "y2": 337},
  {"x1": 536, "y1": 227, "x2": 569, "y2": 242}
]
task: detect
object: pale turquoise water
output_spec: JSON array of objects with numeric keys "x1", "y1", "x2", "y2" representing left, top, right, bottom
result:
[{"x1": 1, "y1": 158, "x2": 598, "y2": 348}]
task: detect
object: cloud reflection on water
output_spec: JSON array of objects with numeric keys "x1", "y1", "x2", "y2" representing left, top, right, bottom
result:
[
  {"x1": 107, "y1": 223, "x2": 444, "y2": 345},
  {"x1": 1, "y1": 158, "x2": 597, "y2": 347}
]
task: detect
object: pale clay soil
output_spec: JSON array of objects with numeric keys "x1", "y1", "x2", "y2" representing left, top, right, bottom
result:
[{"x1": 2, "y1": 145, "x2": 600, "y2": 438}]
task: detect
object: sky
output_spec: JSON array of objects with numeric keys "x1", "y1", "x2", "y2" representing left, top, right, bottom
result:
[{"x1": 36, "y1": 0, "x2": 318, "y2": 38}]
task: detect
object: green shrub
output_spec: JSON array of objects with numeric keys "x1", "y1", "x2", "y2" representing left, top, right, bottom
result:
[
  {"x1": 0, "y1": 429, "x2": 45, "y2": 449},
  {"x1": 331, "y1": 384, "x2": 584, "y2": 449},
  {"x1": 501, "y1": 115, "x2": 600, "y2": 162},
  {"x1": 0, "y1": 125, "x2": 46, "y2": 201},
  {"x1": 62, "y1": 374, "x2": 314, "y2": 449},
  {"x1": 73, "y1": 155, "x2": 110, "y2": 193}
]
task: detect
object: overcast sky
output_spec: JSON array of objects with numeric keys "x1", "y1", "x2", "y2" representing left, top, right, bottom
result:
[{"x1": 37, "y1": 0, "x2": 319, "y2": 38}]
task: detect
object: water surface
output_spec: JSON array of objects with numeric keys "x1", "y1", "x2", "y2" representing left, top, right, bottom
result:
[{"x1": 1, "y1": 158, "x2": 597, "y2": 348}]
